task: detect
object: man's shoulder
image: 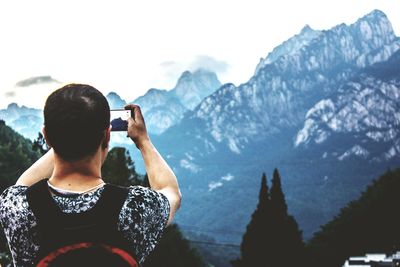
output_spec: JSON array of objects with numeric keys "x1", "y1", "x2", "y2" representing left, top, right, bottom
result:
[
  {"x1": 0, "y1": 185, "x2": 28, "y2": 204},
  {"x1": 121, "y1": 185, "x2": 170, "y2": 222},
  {"x1": 125, "y1": 185, "x2": 169, "y2": 206},
  {"x1": 0, "y1": 185, "x2": 31, "y2": 225},
  {"x1": 118, "y1": 185, "x2": 170, "y2": 263}
]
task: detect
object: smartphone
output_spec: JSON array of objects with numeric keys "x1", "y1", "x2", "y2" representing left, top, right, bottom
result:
[{"x1": 110, "y1": 109, "x2": 132, "y2": 131}]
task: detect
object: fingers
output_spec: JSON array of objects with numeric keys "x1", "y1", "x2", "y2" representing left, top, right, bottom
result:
[
  {"x1": 124, "y1": 104, "x2": 149, "y2": 147},
  {"x1": 124, "y1": 104, "x2": 144, "y2": 123}
]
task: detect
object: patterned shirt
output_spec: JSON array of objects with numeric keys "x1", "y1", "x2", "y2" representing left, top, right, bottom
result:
[{"x1": 0, "y1": 183, "x2": 170, "y2": 267}]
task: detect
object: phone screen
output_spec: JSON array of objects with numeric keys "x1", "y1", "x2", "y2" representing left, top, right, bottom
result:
[{"x1": 110, "y1": 109, "x2": 131, "y2": 131}]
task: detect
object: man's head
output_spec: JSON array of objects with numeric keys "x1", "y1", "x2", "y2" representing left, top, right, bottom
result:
[{"x1": 44, "y1": 84, "x2": 110, "y2": 161}]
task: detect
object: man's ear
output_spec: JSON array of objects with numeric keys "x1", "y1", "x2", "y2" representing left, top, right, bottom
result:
[
  {"x1": 102, "y1": 127, "x2": 111, "y2": 149},
  {"x1": 42, "y1": 127, "x2": 52, "y2": 148}
]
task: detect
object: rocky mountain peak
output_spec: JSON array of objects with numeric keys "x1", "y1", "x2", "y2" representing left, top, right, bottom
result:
[
  {"x1": 362, "y1": 9, "x2": 390, "y2": 22},
  {"x1": 300, "y1": 24, "x2": 313, "y2": 34},
  {"x1": 129, "y1": 69, "x2": 221, "y2": 134},
  {"x1": 106, "y1": 92, "x2": 127, "y2": 109},
  {"x1": 254, "y1": 23, "x2": 321, "y2": 74},
  {"x1": 172, "y1": 68, "x2": 221, "y2": 110},
  {"x1": 7, "y1": 103, "x2": 19, "y2": 110},
  {"x1": 351, "y1": 9, "x2": 396, "y2": 45}
]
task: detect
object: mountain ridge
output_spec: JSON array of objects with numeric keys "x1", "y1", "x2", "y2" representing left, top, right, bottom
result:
[
  {"x1": 144, "y1": 9, "x2": 400, "y2": 246},
  {"x1": 132, "y1": 68, "x2": 221, "y2": 134}
]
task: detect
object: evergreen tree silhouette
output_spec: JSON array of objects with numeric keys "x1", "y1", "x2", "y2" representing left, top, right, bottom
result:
[
  {"x1": 232, "y1": 173, "x2": 271, "y2": 267},
  {"x1": 269, "y1": 168, "x2": 305, "y2": 267},
  {"x1": 233, "y1": 169, "x2": 305, "y2": 267}
]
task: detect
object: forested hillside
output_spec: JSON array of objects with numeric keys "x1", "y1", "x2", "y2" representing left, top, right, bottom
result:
[
  {"x1": 308, "y1": 168, "x2": 400, "y2": 267},
  {"x1": 0, "y1": 120, "x2": 39, "y2": 192}
]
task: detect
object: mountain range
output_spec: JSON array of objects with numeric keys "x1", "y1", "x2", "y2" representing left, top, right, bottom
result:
[
  {"x1": 138, "y1": 10, "x2": 400, "y2": 248},
  {"x1": 0, "y1": 69, "x2": 220, "y2": 140},
  {"x1": 0, "y1": 103, "x2": 43, "y2": 140}
]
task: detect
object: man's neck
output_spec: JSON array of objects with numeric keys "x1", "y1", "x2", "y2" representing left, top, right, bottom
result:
[{"x1": 49, "y1": 151, "x2": 105, "y2": 192}]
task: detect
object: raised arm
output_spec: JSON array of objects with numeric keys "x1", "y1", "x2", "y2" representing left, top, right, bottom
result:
[
  {"x1": 16, "y1": 148, "x2": 54, "y2": 186},
  {"x1": 125, "y1": 104, "x2": 181, "y2": 225}
]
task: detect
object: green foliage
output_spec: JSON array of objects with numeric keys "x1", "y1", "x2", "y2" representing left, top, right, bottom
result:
[
  {"x1": 101, "y1": 147, "x2": 142, "y2": 186},
  {"x1": 307, "y1": 168, "x2": 400, "y2": 267},
  {"x1": 234, "y1": 170, "x2": 305, "y2": 267},
  {"x1": 144, "y1": 224, "x2": 207, "y2": 267},
  {"x1": 0, "y1": 120, "x2": 39, "y2": 192}
]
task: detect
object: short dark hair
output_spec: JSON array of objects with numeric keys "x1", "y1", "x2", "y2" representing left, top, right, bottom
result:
[{"x1": 44, "y1": 84, "x2": 110, "y2": 161}]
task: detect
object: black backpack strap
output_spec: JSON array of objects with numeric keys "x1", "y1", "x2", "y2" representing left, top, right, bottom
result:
[
  {"x1": 26, "y1": 180, "x2": 130, "y2": 228},
  {"x1": 27, "y1": 180, "x2": 137, "y2": 265},
  {"x1": 26, "y1": 179, "x2": 63, "y2": 229},
  {"x1": 26, "y1": 179, "x2": 129, "y2": 239},
  {"x1": 91, "y1": 184, "x2": 129, "y2": 225}
]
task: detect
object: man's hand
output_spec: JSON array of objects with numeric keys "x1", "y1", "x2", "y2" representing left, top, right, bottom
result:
[{"x1": 125, "y1": 104, "x2": 150, "y2": 149}]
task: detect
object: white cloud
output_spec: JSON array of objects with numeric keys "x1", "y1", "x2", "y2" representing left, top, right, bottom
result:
[
  {"x1": 0, "y1": 0, "x2": 399, "y2": 108},
  {"x1": 189, "y1": 55, "x2": 230, "y2": 73}
]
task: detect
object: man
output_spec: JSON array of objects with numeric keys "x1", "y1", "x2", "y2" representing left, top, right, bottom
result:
[{"x1": 0, "y1": 84, "x2": 181, "y2": 266}]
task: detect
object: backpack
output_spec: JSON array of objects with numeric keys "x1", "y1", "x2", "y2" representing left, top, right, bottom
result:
[{"x1": 26, "y1": 179, "x2": 139, "y2": 267}]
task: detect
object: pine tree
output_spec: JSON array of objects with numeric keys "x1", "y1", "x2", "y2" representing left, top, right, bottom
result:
[
  {"x1": 269, "y1": 168, "x2": 305, "y2": 267},
  {"x1": 233, "y1": 169, "x2": 305, "y2": 267},
  {"x1": 270, "y1": 169, "x2": 288, "y2": 220},
  {"x1": 232, "y1": 173, "x2": 271, "y2": 267}
]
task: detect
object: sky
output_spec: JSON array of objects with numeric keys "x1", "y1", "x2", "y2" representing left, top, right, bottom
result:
[{"x1": 0, "y1": 0, "x2": 399, "y2": 109}]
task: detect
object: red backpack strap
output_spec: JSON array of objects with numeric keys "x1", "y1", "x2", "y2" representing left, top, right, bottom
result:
[{"x1": 36, "y1": 242, "x2": 138, "y2": 267}]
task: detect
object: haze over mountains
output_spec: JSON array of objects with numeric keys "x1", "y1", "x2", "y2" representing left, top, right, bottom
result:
[
  {"x1": 1, "y1": 10, "x2": 399, "y2": 262},
  {"x1": 0, "y1": 103, "x2": 42, "y2": 141}
]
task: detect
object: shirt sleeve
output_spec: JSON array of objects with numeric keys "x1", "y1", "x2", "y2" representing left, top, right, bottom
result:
[
  {"x1": 117, "y1": 185, "x2": 170, "y2": 264},
  {"x1": 0, "y1": 185, "x2": 29, "y2": 229},
  {"x1": 0, "y1": 185, "x2": 40, "y2": 266}
]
